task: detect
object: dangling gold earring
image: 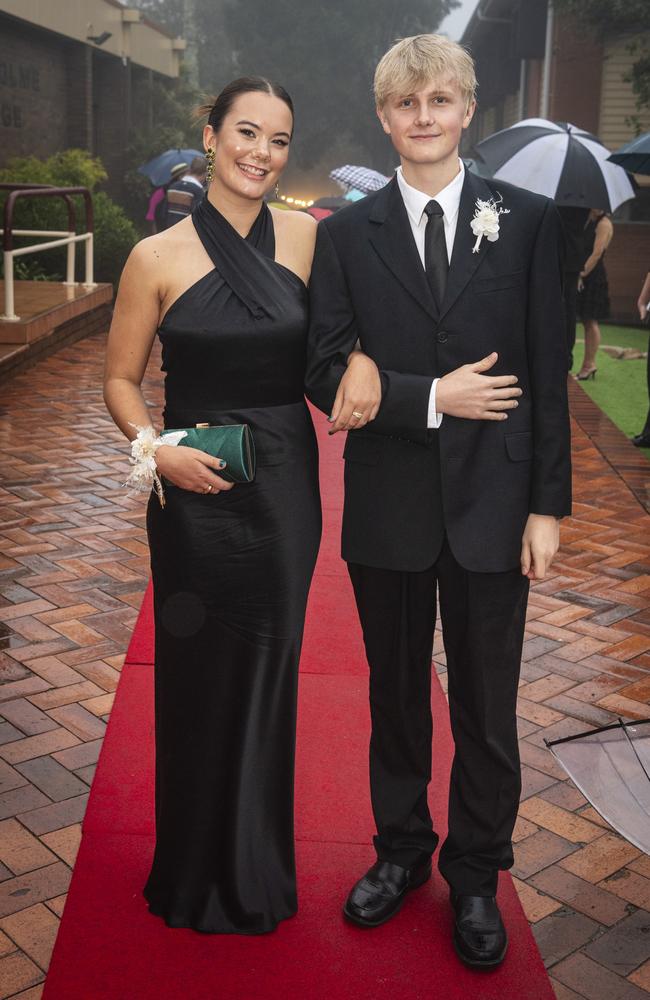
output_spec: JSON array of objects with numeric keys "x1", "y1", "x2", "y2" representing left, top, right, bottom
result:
[
  {"x1": 274, "y1": 181, "x2": 280, "y2": 200},
  {"x1": 205, "y1": 147, "x2": 215, "y2": 184}
]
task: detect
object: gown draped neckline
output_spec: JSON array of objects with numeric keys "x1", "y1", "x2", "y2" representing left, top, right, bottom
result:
[{"x1": 171, "y1": 197, "x2": 301, "y2": 322}]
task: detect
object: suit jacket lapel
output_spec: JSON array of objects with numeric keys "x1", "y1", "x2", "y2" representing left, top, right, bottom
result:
[
  {"x1": 439, "y1": 170, "x2": 495, "y2": 322},
  {"x1": 368, "y1": 178, "x2": 439, "y2": 323}
]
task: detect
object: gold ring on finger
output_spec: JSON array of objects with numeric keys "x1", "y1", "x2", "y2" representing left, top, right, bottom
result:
[
  {"x1": 352, "y1": 411, "x2": 363, "y2": 419},
  {"x1": 205, "y1": 484, "x2": 213, "y2": 494}
]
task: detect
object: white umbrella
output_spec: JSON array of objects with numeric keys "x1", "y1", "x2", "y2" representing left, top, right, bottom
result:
[{"x1": 475, "y1": 118, "x2": 635, "y2": 213}]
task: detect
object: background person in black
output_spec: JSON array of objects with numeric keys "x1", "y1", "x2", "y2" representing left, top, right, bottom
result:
[
  {"x1": 163, "y1": 155, "x2": 207, "y2": 229},
  {"x1": 557, "y1": 205, "x2": 591, "y2": 370},
  {"x1": 575, "y1": 209, "x2": 614, "y2": 380},
  {"x1": 634, "y1": 270, "x2": 650, "y2": 448},
  {"x1": 306, "y1": 34, "x2": 571, "y2": 968}
]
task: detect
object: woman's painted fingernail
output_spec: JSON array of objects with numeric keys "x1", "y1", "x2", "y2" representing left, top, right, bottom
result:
[
  {"x1": 218, "y1": 460, "x2": 227, "y2": 469},
  {"x1": 327, "y1": 416, "x2": 335, "y2": 423}
]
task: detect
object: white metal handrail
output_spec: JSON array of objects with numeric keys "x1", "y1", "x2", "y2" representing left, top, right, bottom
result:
[{"x1": 1, "y1": 186, "x2": 97, "y2": 322}]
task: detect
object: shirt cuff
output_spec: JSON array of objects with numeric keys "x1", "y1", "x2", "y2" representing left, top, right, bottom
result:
[{"x1": 427, "y1": 378, "x2": 443, "y2": 429}]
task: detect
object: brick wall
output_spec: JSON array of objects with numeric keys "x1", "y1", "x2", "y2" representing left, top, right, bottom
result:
[
  {"x1": 93, "y1": 50, "x2": 130, "y2": 199},
  {"x1": 549, "y1": 15, "x2": 603, "y2": 134},
  {"x1": 0, "y1": 18, "x2": 67, "y2": 162},
  {"x1": 66, "y1": 43, "x2": 93, "y2": 153},
  {"x1": 0, "y1": 14, "x2": 172, "y2": 202},
  {"x1": 605, "y1": 225, "x2": 650, "y2": 324}
]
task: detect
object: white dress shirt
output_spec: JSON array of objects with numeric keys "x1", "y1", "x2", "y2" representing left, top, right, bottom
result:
[{"x1": 396, "y1": 159, "x2": 465, "y2": 428}]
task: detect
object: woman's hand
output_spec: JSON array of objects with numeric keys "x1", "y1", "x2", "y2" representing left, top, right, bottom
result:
[
  {"x1": 155, "y1": 445, "x2": 235, "y2": 495},
  {"x1": 328, "y1": 351, "x2": 382, "y2": 434}
]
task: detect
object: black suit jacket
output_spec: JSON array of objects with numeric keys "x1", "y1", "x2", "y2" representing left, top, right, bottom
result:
[{"x1": 305, "y1": 170, "x2": 572, "y2": 573}]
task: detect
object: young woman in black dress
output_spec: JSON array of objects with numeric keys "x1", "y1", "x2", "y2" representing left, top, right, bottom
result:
[
  {"x1": 575, "y1": 209, "x2": 613, "y2": 380},
  {"x1": 104, "y1": 78, "x2": 380, "y2": 934}
]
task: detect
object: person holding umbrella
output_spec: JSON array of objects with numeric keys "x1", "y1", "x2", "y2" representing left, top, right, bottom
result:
[
  {"x1": 575, "y1": 209, "x2": 614, "y2": 380},
  {"x1": 163, "y1": 155, "x2": 208, "y2": 229},
  {"x1": 633, "y1": 270, "x2": 650, "y2": 448},
  {"x1": 475, "y1": 119, "x2": 635, "y2": 369},
  {"x1": 145, "y1": 162, "x2": 188, "y2": 235}
]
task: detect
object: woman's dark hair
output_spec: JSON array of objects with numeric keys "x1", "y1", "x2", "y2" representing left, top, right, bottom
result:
[{"x1": 196, "y1": 76, "x2": 294, "y2": 134}]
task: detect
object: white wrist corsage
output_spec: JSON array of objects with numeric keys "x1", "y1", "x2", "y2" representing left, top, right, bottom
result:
[
  {"x1": 124, "y1": 424, "x2": 187, "y2": 507},
  {"x1": 470, "y1": 195, "x2": 510, "y2": 254}
]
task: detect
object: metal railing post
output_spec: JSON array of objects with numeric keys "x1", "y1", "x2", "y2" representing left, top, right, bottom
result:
[
  {"x1": 2, "y1": 251, "x2": 18, "y2": 321},
  {"x1": 84, "y1": 233, "x2": 95, "y2": 287},
  {"x1": 64, "y1": 232, "x2": 76, "y2": 286}
]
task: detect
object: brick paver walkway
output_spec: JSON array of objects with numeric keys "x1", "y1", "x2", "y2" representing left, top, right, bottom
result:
[{"x1": 0, "y1": 331, "x2": 649, "y2": 1000}]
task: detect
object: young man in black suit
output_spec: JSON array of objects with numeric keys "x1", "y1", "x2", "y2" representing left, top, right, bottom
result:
[{"x1": 306, "y1": 34, "x2": 571, "y2": 967}]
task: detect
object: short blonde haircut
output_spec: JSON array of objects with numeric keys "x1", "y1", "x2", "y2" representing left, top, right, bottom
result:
[{"x1": 374, "y1": 34, "x2": 477, "y2": 109}]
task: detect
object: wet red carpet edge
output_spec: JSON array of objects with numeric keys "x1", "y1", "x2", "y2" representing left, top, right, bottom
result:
[{"x1": 43, "y1": 413, "x2": 554, "y2": 1000}]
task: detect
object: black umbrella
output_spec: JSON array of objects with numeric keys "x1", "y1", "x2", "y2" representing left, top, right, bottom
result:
[
  {"x1": 475, "y1": 118, "x2": 635, "y2": 212},
  {"x1": 608, "y1": 132, "x2": 650, "y2": 176},
  {"x1": 547, "y1": 718, "x2": 650, "y2": 853}
]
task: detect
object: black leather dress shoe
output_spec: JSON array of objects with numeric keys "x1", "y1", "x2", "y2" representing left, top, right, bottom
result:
[
  {"x1": 632, "y1": 431, "x2": 650, "y2": 448},
  {"x1": 451, "y1": 893, "x2": 507, "y2": 968},
  {"x1": 343, "y1": 859, "x2": 432, "y2": 927}
]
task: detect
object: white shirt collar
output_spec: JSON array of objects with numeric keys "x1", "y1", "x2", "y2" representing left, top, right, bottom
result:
[
  {"x1": 181, "y1": 174, "x2": 204, "y2": 188},
  {"x1": 396, "y1": 159, "x2": 465, "y2": 228}
]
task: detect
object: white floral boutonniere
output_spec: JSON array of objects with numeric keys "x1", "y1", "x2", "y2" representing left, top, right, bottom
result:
[{"x1": 470, "y1": 195, "x2": 510, "y2": 254}]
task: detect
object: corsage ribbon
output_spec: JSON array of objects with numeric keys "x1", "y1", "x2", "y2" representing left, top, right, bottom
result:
[{"x1": 124, "y1": 424, "x2": 187, "y2": 507}]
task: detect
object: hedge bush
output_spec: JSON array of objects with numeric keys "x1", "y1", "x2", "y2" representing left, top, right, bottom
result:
[{"x1": 0, "y1": 149, "x2": 137, "y2": 290}]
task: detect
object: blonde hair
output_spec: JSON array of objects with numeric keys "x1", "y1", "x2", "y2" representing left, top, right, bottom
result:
[{"x1": 374, "y1": 34, "x2": 477, "y2": 109}]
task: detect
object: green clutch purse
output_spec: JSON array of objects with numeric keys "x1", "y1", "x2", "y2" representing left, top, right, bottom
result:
[{"x1": 161, "y1": 423, "x2": 256, "y2": 483}]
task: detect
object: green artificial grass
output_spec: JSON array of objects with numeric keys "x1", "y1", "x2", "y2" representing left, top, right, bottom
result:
[{"x1": 571, "y1": 323, "x2": 649, "y2": 447}]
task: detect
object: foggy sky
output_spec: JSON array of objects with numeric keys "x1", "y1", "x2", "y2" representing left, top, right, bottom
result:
[{"x1": 439, "y1": 0, "x2": 478, "y2": 40}]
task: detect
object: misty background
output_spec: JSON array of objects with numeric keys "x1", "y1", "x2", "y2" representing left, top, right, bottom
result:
[{"x1": 131, "y1": 0, "x2": 475, "y2": 197}]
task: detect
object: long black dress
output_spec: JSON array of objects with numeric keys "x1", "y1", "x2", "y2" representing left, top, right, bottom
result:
[
  {"x1": 577, "y1": 217, "x2": 610, "y2": 321},
  {"x1": 143, "y1": 198, "x2": 321, "y2": 934}
]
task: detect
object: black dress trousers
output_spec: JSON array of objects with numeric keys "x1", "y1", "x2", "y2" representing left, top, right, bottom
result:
[{"x1": 348, "y1": 538, "x2": 529, "y2": 897}]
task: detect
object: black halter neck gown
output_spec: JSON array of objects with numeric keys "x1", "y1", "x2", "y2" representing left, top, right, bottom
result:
[{"x1": 143, "y1": 198, "x2": 321, "y2": 934}]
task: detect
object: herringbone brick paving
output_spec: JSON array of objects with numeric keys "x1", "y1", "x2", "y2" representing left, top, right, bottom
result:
[{"x1": 0, "y1": 330, "x2": 649, "y2": 999}]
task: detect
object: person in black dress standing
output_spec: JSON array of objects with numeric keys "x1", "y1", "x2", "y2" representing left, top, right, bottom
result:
[
  {"x1": 104, "y1": 78, "x2": 379, "y2": 934},
  {"x1": 633, "y1": 270, "x2": 650, "y2": 448},
  {"x1": 575, "y1": 209, "x2": 613, "y2": 380}
]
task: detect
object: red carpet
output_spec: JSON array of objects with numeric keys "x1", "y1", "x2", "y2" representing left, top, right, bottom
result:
[{"x1": 43, "y1": 414, "x2": 554, "y2": 1000}]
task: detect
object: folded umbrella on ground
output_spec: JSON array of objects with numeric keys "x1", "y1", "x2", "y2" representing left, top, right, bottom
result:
[
  {"x1": 138, "y1": 148, "x2": 203, "y2": 187},
  {"x1": 547, "y1": 718, "x2": 650, "y2": 854},
  {"x1": 608, "y1": 132, "x2": 650, "y2": 176},
  {"x1": 475, "y1": 118, "x2": 635, "y2": 213}
]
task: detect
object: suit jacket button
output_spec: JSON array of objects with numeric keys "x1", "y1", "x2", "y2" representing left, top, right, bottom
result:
[{"x1": 437, "y1": 331, "x2": 448, "y2": 343}]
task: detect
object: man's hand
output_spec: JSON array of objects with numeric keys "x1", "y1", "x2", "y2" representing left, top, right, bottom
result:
[
  {"x1": 520, "y1": 514, "x2": 560, "y2": 581},
  {"x1": 436, "y1": 352, "x2": 522, "y2": 420},
  {"x1": 328, "y1": 351, "x2": 382, "y2": 434}
]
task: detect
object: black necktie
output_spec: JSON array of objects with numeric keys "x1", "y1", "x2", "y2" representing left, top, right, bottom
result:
[{"x1": 423, "y1": 200, "x2": 448, "y2": 310}]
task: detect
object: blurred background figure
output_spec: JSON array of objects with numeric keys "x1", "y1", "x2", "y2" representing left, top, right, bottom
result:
[
  {"x1": 163, "y1": 155, "x2": 207, "y2": 229},
  {"x1": 145, "y1": 162, "x2": 188, "y2": 235},
  {"x1": 575, "y1": 209, "x2": 614, "y2": 380},
  {"x1": 633, "y1": 270, "x2": 650, "y2": 448},
  {"x1": 557, "y1": 206, "x2": 591, "y2": 371}
]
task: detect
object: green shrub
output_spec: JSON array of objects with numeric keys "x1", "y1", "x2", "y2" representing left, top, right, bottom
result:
[
  {"x1": 0, "y1": 149, "x2": 137, "y2": 291},
  {"x1": 92, "y1": 192, "x2": 139, "y2": 289}
]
